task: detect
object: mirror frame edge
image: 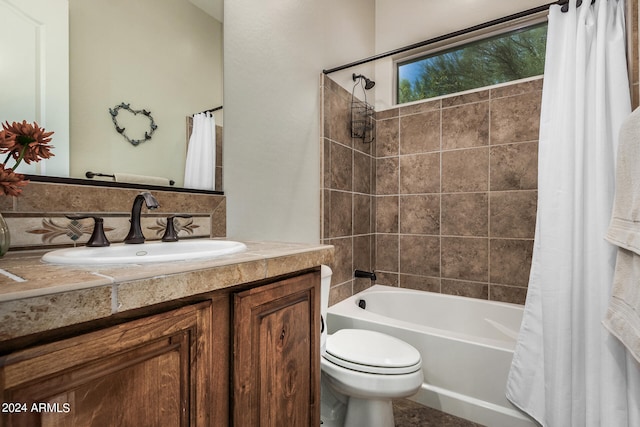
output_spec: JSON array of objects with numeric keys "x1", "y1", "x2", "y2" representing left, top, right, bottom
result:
[{"x1": 25, "y1": 175, "x2": 224, "y2": 195}]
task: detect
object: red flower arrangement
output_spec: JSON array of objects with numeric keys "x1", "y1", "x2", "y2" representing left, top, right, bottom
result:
[{"x1": 0, "y1": 120, "x2": 54, "y2": 197}]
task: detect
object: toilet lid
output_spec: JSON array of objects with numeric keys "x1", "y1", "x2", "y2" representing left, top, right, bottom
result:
[{"x1": 324, "y1": 329, "x2": 422, "y2": 375}]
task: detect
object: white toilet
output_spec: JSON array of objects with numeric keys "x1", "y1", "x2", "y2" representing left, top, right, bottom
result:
[{"x1": 320, "y1": 265, "x2": 423, "y2": 427}]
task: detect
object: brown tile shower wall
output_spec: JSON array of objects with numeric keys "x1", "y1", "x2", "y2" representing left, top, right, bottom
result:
[
  {"x1": 1, "y1": 182, "x2": 226, "y2": 250},
  {"x1": 321, "y1": 75, "x2": 376, "y2": 305},
  {"x1": 375, "y1": 80, "x2": 542, "y2": 305},
  {"x1": 321, "y1": 1, "x2": 640, "y2": 307},
  {"x1": 321, "y1": 76, "x2": 541, "y2": 305}
]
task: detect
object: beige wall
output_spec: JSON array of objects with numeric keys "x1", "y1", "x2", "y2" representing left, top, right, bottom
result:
[
  {"x1": 69, "y1": 0, "x2": 223, "y2": 187},
  {"x1": 224, "y1": 0, "x2": 375, "y2": 243}
]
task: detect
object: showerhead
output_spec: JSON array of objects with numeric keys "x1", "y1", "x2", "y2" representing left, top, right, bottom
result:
[{"x1": 353, "y1": 73, "x2": 375, "y2": 90}]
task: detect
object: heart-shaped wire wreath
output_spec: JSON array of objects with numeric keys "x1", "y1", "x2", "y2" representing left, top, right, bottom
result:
[{"x1": 108, "y1": 102, "x2": 158, "y2": 146}]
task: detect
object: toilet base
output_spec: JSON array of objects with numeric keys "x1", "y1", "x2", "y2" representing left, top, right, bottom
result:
[
  {"x1": 321, "y1": 374, "x2": 346, "y2": 427},
  {"x1": 343, "y1": 397, "x2": 394, "y2": 427},
  {"x1": 320, "y1": 354, "x2": 422, "y2": 427}
]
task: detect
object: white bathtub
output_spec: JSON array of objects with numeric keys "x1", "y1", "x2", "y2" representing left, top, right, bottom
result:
[{"x1": 326, "y1": 285, "x2": 536, "y2": 427}]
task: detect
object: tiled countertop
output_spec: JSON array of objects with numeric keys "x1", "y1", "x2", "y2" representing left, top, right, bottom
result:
[{"x1": 0, "y1": 240, "x2": 334, "y2": 341}]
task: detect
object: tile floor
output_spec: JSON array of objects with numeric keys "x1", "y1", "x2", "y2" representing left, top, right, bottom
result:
[{"x1": 393, "y1": 399, "x2": 486, "y2": 427}]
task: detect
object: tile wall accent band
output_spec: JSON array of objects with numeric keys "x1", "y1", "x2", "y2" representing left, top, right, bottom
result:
[{"x1": 9, "y1": 215, "x2": 214, "y2": 249}]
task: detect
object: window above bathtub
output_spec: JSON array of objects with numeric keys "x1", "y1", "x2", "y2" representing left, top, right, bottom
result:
[{"x1": 395, "y1": 18, "x2": 547, "y2": 104}]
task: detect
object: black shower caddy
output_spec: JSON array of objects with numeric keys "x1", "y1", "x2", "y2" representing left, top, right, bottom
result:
[{"x1": 350, "y1": 73, "x2": 375, "y2": 143}]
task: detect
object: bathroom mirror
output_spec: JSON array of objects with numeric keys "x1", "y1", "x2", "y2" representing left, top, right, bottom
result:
[{"x1": 0, "y1": 0, "x2": 223, "y2": 192}]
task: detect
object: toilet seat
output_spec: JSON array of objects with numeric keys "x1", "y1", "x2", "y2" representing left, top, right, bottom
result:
[{"x1": 324, "y1": 329, "x2": 422, "y2": 375}]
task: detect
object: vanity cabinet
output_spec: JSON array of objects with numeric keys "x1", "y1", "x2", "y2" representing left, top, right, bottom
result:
[
  {"x1": 233, "y1": 272, "x2": 321, "y2": 427},
  {"x1": 0, "y1": 302, "x2": 212, "y2": 427},
  {"x1": 0, "y1": 269, "x2": 321, "y2": 427}
]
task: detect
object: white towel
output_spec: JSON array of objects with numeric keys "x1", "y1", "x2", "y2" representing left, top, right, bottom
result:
[
  {"x1": 604, "y1": 106, "x2": 640, "y2": 363},
  {"x1": 113, "y1": 173, "x2": 171, "y2": 186},
  {"x1": 184, "y1": 113, "x2": 216, "y2": 191},
  {"x1": 604, "y1": 248, "x2": 640, "y2": 363}
]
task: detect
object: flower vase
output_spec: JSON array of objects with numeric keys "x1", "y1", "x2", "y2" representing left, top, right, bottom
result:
[{"x1": 0, "y1": 213, "x2": 9, "y2": 256}]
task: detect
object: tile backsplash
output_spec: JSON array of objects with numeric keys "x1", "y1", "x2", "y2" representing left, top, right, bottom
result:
[{"x1": 1, "y1": 182, "x2": 226, "y2": 250}]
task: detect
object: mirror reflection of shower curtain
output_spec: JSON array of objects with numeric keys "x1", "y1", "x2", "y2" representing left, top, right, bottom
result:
[
  {"x1": 506, "y1": 1, "x2": 640, "y2": 426},
  {"x1": 184, "y1": 112, "x2": 216, "y2": 190}
]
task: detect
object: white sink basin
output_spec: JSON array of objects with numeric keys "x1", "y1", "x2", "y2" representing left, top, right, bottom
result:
[{"x1": 41, "y1": 240, "x2": 247, "y2": 265}]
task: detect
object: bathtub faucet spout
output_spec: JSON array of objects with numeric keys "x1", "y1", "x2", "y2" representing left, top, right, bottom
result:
[{"x1": 354, "y1": 269, "x2": 377, "y2": 281}]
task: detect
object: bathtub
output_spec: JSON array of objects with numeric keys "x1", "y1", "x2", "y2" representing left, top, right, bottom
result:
[{"x1": 326, "y1": 285, "x2": 536, "y2": 427}]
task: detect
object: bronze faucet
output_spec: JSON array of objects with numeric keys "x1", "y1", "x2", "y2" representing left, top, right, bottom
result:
[
  {"x1": 124, "y1": 192, "x2": 159, "y2": 244},
  {"x1": 162, "y1": 214, "x2": 192, "y2": 242}
]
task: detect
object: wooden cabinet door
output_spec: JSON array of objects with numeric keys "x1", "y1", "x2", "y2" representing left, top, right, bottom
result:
[
  {"x1": 233, "y1": 272, "x2": 320, "y2": 427},
  {"x1": 0, "y1": 302, "x2": 212, "y2": 427}
]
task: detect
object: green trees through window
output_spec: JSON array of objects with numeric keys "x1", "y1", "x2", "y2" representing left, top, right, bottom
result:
[{"x1": 397, "y1": 22, "x2": 547, "y2": 104}]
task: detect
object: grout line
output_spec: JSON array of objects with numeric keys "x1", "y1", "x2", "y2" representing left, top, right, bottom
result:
[
  {"x1": 488, "y1": 87, "x2": 493, "y2": 300},
  {"x1": 0, "y1": 268, "x2": 26, "y2": 282},
  {"x1": 438, "y1": 102, "x2": 443, "y2": 293}
]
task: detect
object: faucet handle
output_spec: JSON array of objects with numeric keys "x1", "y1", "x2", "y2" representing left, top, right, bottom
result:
[
  {"x1": 162, "y1": 215, "x2": 192, "y2": 242},
  {"x1": 66, "y1": 215, "x2": 111, "y2": 247}
]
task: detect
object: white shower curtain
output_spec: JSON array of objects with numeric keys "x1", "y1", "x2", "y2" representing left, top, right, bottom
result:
[
  {"x1": 184, "y1": 112, "x2": 216, "y2": 190},
  {"x1": 506, "y1": 1, "x2": 640, "y2": 426}
]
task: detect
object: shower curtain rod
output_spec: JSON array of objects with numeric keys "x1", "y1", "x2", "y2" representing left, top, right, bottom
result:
[
  {"x1": 322, "y1": 1, "x2": 569, "y2": 75},
  {"x1": 194, "y1": 105, "x2": 223, "y2": 116}
]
